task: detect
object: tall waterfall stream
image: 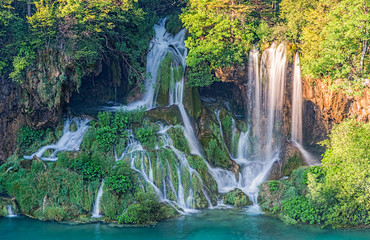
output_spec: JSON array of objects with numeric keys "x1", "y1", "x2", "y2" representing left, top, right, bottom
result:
[{"x1": 24, "y1": 19, "x2": 318, "y2": 216}]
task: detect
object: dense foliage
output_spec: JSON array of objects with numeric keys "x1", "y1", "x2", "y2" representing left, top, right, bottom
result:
[
  {"x1": 259, "y1": 120, "x2": 370, "y2": 228},
  {"x1": 181, "y1": 0, "x2": 277, "y2": 86},
  {"x1": 280, "y1": 0, "x2": 369, "y2": 95}
]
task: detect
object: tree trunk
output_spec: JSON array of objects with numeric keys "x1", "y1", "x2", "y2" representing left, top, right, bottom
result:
[
  {"x1": 27, "y1": 1, "x2": 31, "y2": 17},
  {"x1": 361, "y1": 39, "x2": 368, "y2": 71}
]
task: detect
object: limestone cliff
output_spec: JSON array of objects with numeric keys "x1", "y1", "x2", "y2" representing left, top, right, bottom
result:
[{"x1": 302, "y1": 77, "x2": 369, "y2": 149}]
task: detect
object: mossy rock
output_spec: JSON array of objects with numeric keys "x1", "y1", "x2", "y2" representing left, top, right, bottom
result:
[
  {"x1": 155, "y1": 53, "x2": 183, "y2": 107},
  {"x1": 166, "y1": 14, "x2": 183, "y2": 36},
  {"x1": 145, "y1": 105, "x2": 181, "y2": 126},
  {"x1": 69, "y1": 122, "x2": 78, "y2": 132},
  {"x1": 184, "y1": 87, "x2": 202, "y2": 121},
  {"x1": 167, "y1": 126, "x2": 190, "y2": 154},
  {"x1": 223, "y1": 189, "x2": 253, "y2": 207},
  {"x1": 282, "y1": 153, "x2": 305, "y2": 176},
  {"x1": 268, "y1": 144, "x2": 305, "y2": 180}
]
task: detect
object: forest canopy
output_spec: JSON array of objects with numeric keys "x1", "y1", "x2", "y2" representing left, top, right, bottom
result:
[{"x1": 0, "y1": 0, "x2": 368, "y2": 94}]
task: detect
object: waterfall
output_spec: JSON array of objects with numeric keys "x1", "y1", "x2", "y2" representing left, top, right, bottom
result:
[
  {"x1": 92, "y1": 180, "x2": 104, "y2": 218},
  {"x1": 212, "y1": 43, "x2": 288, "y2": 205},
  {"x1": 24, "y1": 118, "x2": 90, "y2": 161},
  {"x1": 291, "y1": 52, "x2": 303, "y2": 144},
  {"x1": 115, "y1": 126, "x2": 210, "y2": 213},
  {"x1": 109, "y1": 18, "x2": 186, "y2": 111},
  {"x1": 7, "y1": 205, "x2": 16, "y2": 217},
  {"x1": 291, "y1": 53, "x2": 320, "y2": 166}
]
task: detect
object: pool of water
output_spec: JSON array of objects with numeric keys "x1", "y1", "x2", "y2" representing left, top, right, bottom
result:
[{"x1": 1, "y1": 208, "x2": 369, "y2": 240}]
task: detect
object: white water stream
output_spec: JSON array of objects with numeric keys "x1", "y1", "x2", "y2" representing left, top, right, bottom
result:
[
  {"x1": 92, "y1": 180, "x2": 104, "y2": 218},
  {"x1": 7, "y1": 205, "x2": 17, "y2": 217},
  {"x1": 23, "y1": 118, "x2": 90, "y2": 161},
  {"x1": 291, "y1": 53, "x2": 320, "y2": 166}
]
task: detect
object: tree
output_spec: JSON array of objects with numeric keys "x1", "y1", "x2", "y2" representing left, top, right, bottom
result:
[
  {"x1": 280, "y1": 0, "x2": 369, "y2": 95},
  {"x1": 181, "y1": 0, "x2": 255, "y2": 86}
]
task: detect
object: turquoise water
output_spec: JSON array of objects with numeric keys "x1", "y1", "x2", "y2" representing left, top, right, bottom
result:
[{"x1": 1, "y1": 208, "x2": 369, "y2": 240}]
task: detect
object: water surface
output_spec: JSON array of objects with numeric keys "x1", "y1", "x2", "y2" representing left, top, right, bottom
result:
[{"x1": 1, "y1": 209, "x2": 369, "y2": 240}]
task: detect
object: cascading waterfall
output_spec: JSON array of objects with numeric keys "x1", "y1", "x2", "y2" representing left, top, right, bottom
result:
[
  {"x1": 92, "y1": 180, "x2": 104, "y2": 218},
  {"x1": 209, "y1": 44, "x2": 288, "y2": 204},
  {"x1": 291, "y1": 52, "x2": 303, "y2": 144},
  {"x1": 7, "y1": 205, "x2": 16, "y2": 217},
  {"x1": 109, "y1": 19, "x2": 186, "y2": 111},
  {"x1": 291, "y1": 53, "x2": 320, "y2": 166},
  {"x1": 115, "y1": 126, "x2": 211, "y2": 213},
  {"x1": 24, "y1": 118, "x2": 90, "y2": 161}
]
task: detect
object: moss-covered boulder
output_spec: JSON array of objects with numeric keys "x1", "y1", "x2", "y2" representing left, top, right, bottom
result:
[
  {"x1": 155, "y1": 53, "x2": 183, "y2": 107},
  {"x1": 184, "y1": 87, "x2": 202, "y2": 121},
  {"x1": 268, "y1": 143, "x2": 305, "y2": 180},
  {"x1": 167, "y1": 126, "x2": 190, "y2": 154},
  {"x1": 145, "y1": 105, "x2": 182, "y2": 126},
  {"x1": 223, "y1": 189, "x2": 253, "y2": 207}
]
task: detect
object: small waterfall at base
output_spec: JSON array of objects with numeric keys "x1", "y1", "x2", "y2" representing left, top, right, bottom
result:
[
  {"x1": 92, "y1": 180, "x2": 104, "y2": 218},
  {"x1": 7, "y1": 205, "x2": 16, "y2": 217},
  {"x1": 24, "y1": 118, "x2": 90, "y2": 161},
  {"x1": 291, "y1": 53, "x2": 320, "y2": 166}
]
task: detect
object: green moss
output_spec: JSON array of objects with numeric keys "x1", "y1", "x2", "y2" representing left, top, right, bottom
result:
[
  {"x1": 282, "y1": 153, "x2": 304, "y2": 176},
  {"x1": 184, "y1": 87, "x2": 202, "y2": 120},
  {"x1": 224, "y1": 189, "x2": 253, "y2": 207},
  {"x1": 168, "y1": 126, "x2": 190, "y2": 154},
  {"x1": 155, "y1": 53, "x2": 173, "y2": 106},
  {"x1": 145, "y1": 105, "x2": 181, "y2": 126},
  {"x1": 166, "y1": 14, "x2": 183, "y2": 36}
]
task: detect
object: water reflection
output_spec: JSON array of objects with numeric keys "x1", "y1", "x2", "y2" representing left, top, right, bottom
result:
[{"x1": 1, "y1": 209, "x2": 369, "y2": 240}]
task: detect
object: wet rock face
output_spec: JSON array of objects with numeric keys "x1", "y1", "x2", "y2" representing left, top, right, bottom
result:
[
  {"x1": 302, "y1": 100, "x2": 328, "y2": 153},
  {"x1": 303, "y1": 77, "x2": 370, "y2": 124},
  {"x1": 0, "y1": 78, "x2": 23, "y2": 163},
  {"x1": 302, "y1": 77, "x2": 369, "y2": 151},
  {"x1": 0, "y1": 77, "x2": 63, "y2": 163}
]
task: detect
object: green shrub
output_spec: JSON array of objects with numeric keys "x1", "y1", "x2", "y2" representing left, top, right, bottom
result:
[
  {"x1": 118, "y1": 192, "x2": 161, "y2": 225},
  {"x1": 105, "y1": 161, "x2": 134, "y2": 195},
  {"x1": 135, "y1": 124, "x2": 158, "y2": 149},
  {"x1": 3, "y1": 161, "x2": 88, "y2": 220},
  {"x1": 268, "y1": 180, "x2": 279, "y2": 192},
  {"x1": 206, "y1": 139, "x2": 229, "y2": 168},
  {"x1": 18, "y1": 126, "x2": 46, "y2": 149},
  {"x1": 96, "y1": 126, "x2": 117, "y2": 152},
  {"x1": 281, "y1": 196, "x2": 322, "y2": 224},
  {"x1": 222, "y1": 114, "x2": 232, "y2": 131},
  {"x1": 69, "y1": 153, "x2": 103, "y2": 181}
]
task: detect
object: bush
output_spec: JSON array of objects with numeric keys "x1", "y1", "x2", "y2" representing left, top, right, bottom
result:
[
  {"x1": 18, "y1": 126, "x2": 46, "y2": 149},
  {"x1": 69, "y1": 153, "x2": 103, "y2": 181},
  {"x1": 268, "y1": 180, "x2": 279, "y2": 192},
  {"x1": 206, "y1": 139, "x2": 229, "y2": 168},
  {"x1": 96, "y1": 126, "x2": 118, "y2": 152},
  {"x1": 105, "y1": 161, "x2": 134, "y2": 195},
  {"x1": 3, "y1": 161, "x2": 88, "y2": 220},
  {"x1": 135, "y1": 124, "x2": 158, "y2": 149},
  {"x1": 118, "y1": 192, "x2": 161, "y2": 225},
  {"x1": 281, "y1": 196, "x2": 322, "y2": 224}
]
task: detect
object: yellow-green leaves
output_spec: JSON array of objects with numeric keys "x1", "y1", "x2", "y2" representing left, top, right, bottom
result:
[{"x1": 181, "y1": 0, "x2": 254, "y2": 86}]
